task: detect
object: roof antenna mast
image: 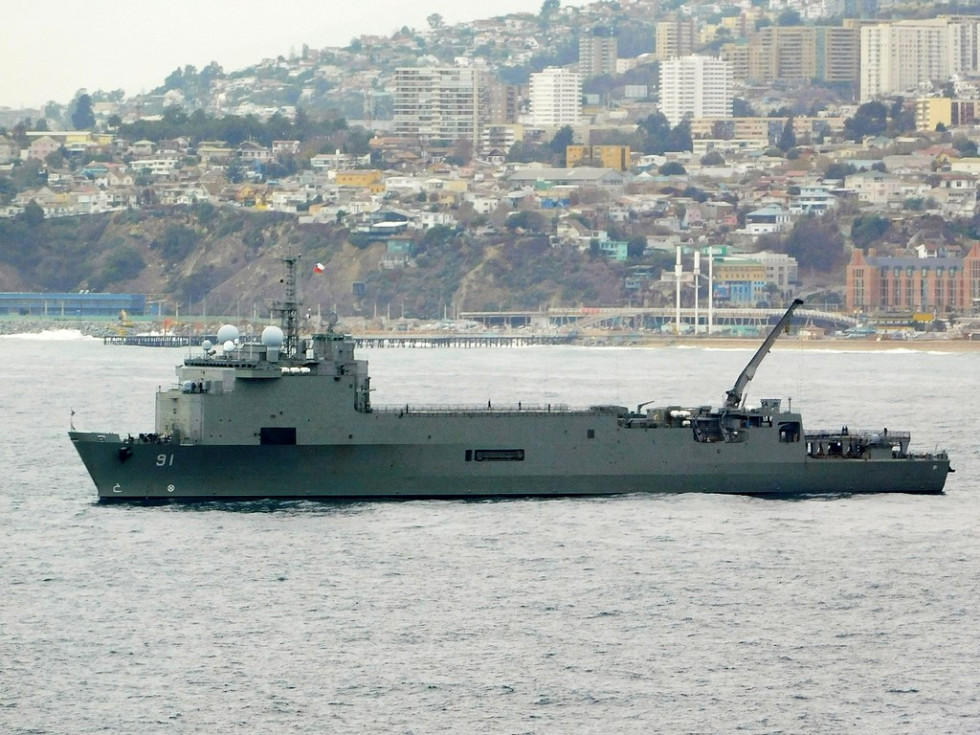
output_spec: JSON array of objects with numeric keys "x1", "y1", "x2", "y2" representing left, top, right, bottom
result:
[{"x1": 270, "y1": 254, "x2": 300, "y2": 357}]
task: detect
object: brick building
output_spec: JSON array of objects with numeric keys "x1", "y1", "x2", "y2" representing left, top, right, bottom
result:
[{"x1": 845, "y1": 243, "x2": 980, "y2": 314}]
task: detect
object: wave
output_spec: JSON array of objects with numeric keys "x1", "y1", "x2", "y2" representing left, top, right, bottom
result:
[{"x1": 0, "y1": 329, "x2": 98, "y2": 342}]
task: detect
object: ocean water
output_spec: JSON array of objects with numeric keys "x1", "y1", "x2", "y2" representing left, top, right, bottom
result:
[{"x1": 1, "y1": 333, "x2": 978, "y2": 734}]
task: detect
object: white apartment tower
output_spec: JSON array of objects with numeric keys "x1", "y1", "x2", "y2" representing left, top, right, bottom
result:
[
  {"x1": 659, "y1": 55, "x2": 733, "y2": 127},
  {"x1": 860, "y1": 18, "x2": 980, "y2": 101},
  {"x1": 528, "y1": 67, "x2": 583, "y2": 127},
  {"x1": 393, "y1": 66, "x2": 486, "y2": 147}
]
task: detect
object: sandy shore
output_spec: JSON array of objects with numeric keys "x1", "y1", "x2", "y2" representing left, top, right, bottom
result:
[{"x1": 649, "y1": 336, "x2": 980, "y2": 352}]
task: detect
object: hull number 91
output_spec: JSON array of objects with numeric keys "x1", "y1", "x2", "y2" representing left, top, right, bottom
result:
[{"x1": 156, "y1": 454, "x2": 174, "y2": 467}]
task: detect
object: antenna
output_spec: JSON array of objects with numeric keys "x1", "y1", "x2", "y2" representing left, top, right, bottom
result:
[{"x1": 269, "y1": 254, "x2": 300, "y2": 357}]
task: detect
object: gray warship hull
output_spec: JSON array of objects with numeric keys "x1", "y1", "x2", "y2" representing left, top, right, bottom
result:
[
  {"x1": 68, "y1": 263, "x2": 952, "y2": 502},
  {"x1": 70, "y1": 410, "x2": 949, "y2": 502}
]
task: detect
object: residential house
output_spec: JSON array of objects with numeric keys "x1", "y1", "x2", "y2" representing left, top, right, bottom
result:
[
  {"x1": 0, "y1": 135, "x2": 19, "y2": 162},
  {"x1": 931, "y1": 172, "x2": 978, "y2": 216},
  {"x1": 272, "y1": 140, "x2": 301, "y2": 156},
  {"x1": 27, "y1": 135, "x2": 61, "y2": 161},
  {"x1": 237, "y1": 141, "x2": 273, "y2": 164},
  {"x1": 130, "y1": 156, "x2": 179, "y2": 177},
  {"x1": 743, "y1": 205, "x2": 791, "y2": 235},
  {"x1": 843, "y1": 170, "x2": 905, "y2": 206},
  {"x1": 790, "y1": 186, "x2": 837, "y2": 215}
]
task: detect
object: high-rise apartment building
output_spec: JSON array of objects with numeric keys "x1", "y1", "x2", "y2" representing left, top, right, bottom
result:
[
  {"x1": 528, "y1": 67, "x2": 582, "y2": 127},
  {"x1": 579, "y1": 31, "x2": 618, "y2": 79},
  {"x1": 722, "y1": 26, "x2": 858, "y2": 86},
  {"x1": 393, "y1": 66, "x2": 486, "y2": 147},
  {"x1": 656, "y1": 16, "x2": 697, "y2": 61},
  {"x1": 860, "y1": 18, "x2": 980, "y2": 101},
  {"x1": 659, "y1": 55, "x2": 733, "y2": 127}
]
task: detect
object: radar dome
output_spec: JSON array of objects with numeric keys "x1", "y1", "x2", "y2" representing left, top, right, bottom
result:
[
  {"x1": 201, "y1": 339, "x2": 213, "y2": 351},
  {"x1": 261, "y1": 326, "x2": 285, "y2": 348},
  {"x1": 216, "y1": 324, "x2": 240, "y2": 343},
  {"x1": 223, "y1": 340, "x2": 236, "y2": 353}
]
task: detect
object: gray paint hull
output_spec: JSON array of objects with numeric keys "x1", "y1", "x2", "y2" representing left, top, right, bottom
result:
[{"x1": 70, "y1": 429, "x2": 950, "y2": 502}]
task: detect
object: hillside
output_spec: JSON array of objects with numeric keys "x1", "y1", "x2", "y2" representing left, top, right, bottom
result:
[{"x1": 0, "y1": 206, "x2": 630, "y2": 319}]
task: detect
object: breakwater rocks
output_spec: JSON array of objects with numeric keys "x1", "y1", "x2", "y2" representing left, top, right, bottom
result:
[{"x1": 0, "y1": 318, "x2": 109, "y2": 337}]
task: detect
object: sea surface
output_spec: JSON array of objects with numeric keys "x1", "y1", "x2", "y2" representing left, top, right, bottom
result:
[{"x1": 1, "y1": 332, "x2": 978, "y2": 734}]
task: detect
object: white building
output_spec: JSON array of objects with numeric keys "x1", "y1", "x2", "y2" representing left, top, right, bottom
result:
[
  {"x1": 527, "y1": 67, "x2": 582, "y2": 127},
  {"x1": 393, "y1": 66, "x2": 486, "y2": 148},
  {"x1": 751, "y1": 250, "x2": 799, "y2": 291},
  {"x1": 659, "y1": 55, "x2": 732, "y2": 127},
  {"x1": 860, "y1": 18, "x2": 980, "y2": 102}
]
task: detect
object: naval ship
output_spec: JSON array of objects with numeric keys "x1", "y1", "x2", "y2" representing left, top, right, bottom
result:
[{"x1": 70, "y1": 257, "x2": 952, "y2": 502}]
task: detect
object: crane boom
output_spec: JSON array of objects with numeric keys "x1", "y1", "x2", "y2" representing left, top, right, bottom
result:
[{"x1": 724, "y1": 298, "x2": 804, "y2": 408}]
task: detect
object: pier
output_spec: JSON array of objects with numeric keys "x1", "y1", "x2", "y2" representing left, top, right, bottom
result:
[
  {"x1": 103, "y1": 334, "x2": 198, "y2": 347},
  {"x1": 352, "y1": 334, "x2": 574, "y2": 348},
  {"x1": 104, "y1": 333, "x2": 575, "y2": 348}
]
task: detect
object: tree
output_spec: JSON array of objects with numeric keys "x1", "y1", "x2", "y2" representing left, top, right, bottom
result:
[
  {"x1": 843, "y1": 101, "x2": 888, "y2": 142},
  {"x1": 888, "y1": 97, "x2": 915, "y2": 134},
  {"x1": 549, "y1": 125, "x2": 575, "y2": 165},
  {"x1": 700, "y1": 150, "x2": 725, "y2": 166},
  {"x1": 733, "y1": 98, "x2": 757, "y2": 117},
  {"x1": 506, "y1": 210, "x2": 548, "y2": 233},
  {"x1": 778, "y1": 116, "x2": 796, "y2": 152},
  {"x1": 777, "y1": 9, "x2": 802, "y2": 25},
  {"x1": 782, "y1": 215, "x2": 846, "y2": 271},
  {"x1": 427, "y1": 13, "x2": 444, "y2": 29},
  {"x1": 637, "y1": 112, "x2": 671, "y2": 154},
  {"x1": 660, "y1": 161, "x2": 687, "y2": 175},
  {"x1": 851, "y1": 214, "x2": 891, "y2": 248},
  {"x1": 71, "y1": 93, "x2": 95, "y2": 130},
  {"x1": 445, "y1": 137, "x2": 474, "y2": 167},
  {"x1": 0, "y1": 176, "x2": 16, "y2": 205},
  {"x1": 21, "y1": 199, "x2": 45, "y2": 226},
  {"x1": 627, "y1": 235, "x2": 647, "y2": 258},
  {"x1": 953, "y1": 136, "x2": 978, "y2": 157},
  {"x1": 824, "y1": 162, "x2": 857, "y2": 180},
  {"x1": 665, "y1": 120, "x2": 692, "y2": 153}
]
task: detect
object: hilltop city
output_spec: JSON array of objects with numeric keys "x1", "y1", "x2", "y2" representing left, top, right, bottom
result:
[{"x1": 4, "y1": 0, "x2": 980, "y2": 337}]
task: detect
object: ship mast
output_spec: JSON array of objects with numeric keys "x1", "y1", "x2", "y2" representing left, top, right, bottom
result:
[
  {"x1": 724, "y1": 298, "x2": 804, "y2": 409},
  {"x1": 269, "y1": 254, "x2": 301, "y2": 357}
]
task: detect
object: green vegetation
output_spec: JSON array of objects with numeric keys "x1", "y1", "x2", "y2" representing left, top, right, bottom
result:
[{"x1": 116, "y1": 106, "x2": 351, "y2": 148}]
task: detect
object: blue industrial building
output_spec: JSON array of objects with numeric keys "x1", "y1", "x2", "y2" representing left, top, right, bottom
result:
[{"x1": 0, "y1": 292, "x2": 146, "y2": 316}]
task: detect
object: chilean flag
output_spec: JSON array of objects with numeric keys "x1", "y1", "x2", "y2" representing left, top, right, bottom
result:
[{"x1": 313, "y1": 262, "x2": 325, "y2": 273}]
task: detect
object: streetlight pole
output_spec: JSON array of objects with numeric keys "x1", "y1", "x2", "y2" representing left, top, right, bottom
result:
[
  {"x1": 694, "y1": 250, "x2": 701, "y2": 335},
  {"x1": 674, "y1": 246, "x2": 682, "y2": 335},
  {"x1": 708, "y1": 246, "x2": 714, "y2": 335}
]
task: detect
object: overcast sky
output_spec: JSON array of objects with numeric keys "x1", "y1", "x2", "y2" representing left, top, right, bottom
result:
[{"x1": 1, "y1": 0, "x2": 587, "y2": 110}]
